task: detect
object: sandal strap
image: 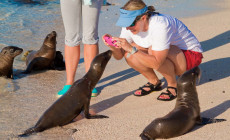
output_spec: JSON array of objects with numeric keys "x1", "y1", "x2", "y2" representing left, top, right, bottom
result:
[
  {"x1": 139, "y1": 81, "x2": 161, "y2": 90},
  {"x1": 134, "y1": 81, "x2": 162, "y2": 96},
  {"x1": 157, "y1": 86, "x2": 177, "y2": 101},
  {"x1": 167, "y1": 86, "x2": 177, "y2": 93},
  {"x1": 161, "y1": 91, "x2": 176, "y2": 98}
]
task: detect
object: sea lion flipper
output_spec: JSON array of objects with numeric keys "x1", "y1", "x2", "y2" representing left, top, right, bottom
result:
[
  {"x1": 23, "y1": 59, "x2": 37, "y2": 74},
  {"x1": 86, "y1": 114, "x2": 109, "y2": 119},
  {"x1": 23, "y1": 58, "x2": 45, "y2": 74},
  {"x1": 83, "y1": 98, "x2": 109, "y2": 119},
  {"x1": 18, "y1": 126, "x2": 37, "y2": 137},
  {"x1": 7, "y1": 69, "x2": 13, "y2": 79},
  {"x1": 199, "y1": 117, "x2": 226, "y2": 125}
]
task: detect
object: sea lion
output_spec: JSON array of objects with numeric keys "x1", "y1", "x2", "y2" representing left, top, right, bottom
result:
[
  {"x1": 18, "y1": 50, "x2": 112, "y2": 137},
  {"x1": 140, "y1": 67, "x2": 226, "y2": 140},
  {"x1": 22, "y1": 50, "x2": 65, "y2": 70},
  {"x1": 23, "y1": 31, "x2": 57, "y2": 74},
  {"x1": 0, "y1": 46, "x2": 23, "y2": 78},
  {"x1": 53, "y1": 51, "x2": 65, "y2": 70}
]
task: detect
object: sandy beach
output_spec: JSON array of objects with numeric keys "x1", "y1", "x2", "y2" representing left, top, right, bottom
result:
[{"x1": 0, "y1": 0, "x2": 230, "y2": 140}]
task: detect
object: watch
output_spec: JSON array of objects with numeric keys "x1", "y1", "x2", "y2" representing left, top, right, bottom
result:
[{"x1": 127, "y1": 46, "x2": 138, "y2": 58}]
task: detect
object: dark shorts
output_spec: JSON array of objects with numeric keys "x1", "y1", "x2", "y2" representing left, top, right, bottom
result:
[{"x1": 182, "y1": 50, "x2": 203, "y2": 70}]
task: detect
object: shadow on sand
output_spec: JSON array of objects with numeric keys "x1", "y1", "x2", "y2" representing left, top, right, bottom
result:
[
  {"x1": 199, "y1": 57, "x2": 230, "y2": 85},
  {"x1": 97, "y1": 68, "x2": 140, "y2": 92},
  {"x1": 196, "y1": 30, "x2": 230, "y2": 84},
  {"x1": 91, "y1": 91, "x2": 133, "y2": 114},
  {"x1": 201, "y1": 30, "x2": 230, "y2": 52},
  {"x1": 191, "y1": 100, "x2": 230, "y2": 132}
]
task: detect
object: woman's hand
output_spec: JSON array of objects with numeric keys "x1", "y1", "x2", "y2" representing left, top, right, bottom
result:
[
  {"x1": 102, "y1": 34, "x2": 119, "y2": 49},
  {"x1": 112, "y1": 37, "x2": 132, "y2": 53},
  {"x1": 102, "y1": 34, "x2": 124, "y2": 60}
]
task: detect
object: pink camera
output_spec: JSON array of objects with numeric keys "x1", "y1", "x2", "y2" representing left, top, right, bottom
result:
[{"x1": 103, "y1": 36, "x2": 117, "y2": 47}]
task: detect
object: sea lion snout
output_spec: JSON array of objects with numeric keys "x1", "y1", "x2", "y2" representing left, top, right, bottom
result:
[
  {"x1": 44, "y1": 31, "x2": 57, "y2": 48},
  {"x1": 47, "y1": 31, "x2": 57, "y2": 39},
  {"x1": 192, "y1": 66, "x2": 200, "y2": 77},
  {"x1": 91, "y1": 50, "x2": 112, "y2": 71},
  {"x1": 178, "y1": 66, "x2": 201, "y2": 85},
  {"x1": 1, "y1": 46, "x2": 23, "y2": 57},
  {"x1": 104, "y1": 50, "x2": 112, "y2": 60},
  {"x1": 50, "y1": 31, "x2": 57, "y2": 36}
]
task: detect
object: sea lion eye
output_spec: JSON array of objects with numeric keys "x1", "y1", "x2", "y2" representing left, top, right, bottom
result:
[{"x1": 10, "y1": 49, "x2": 14, "y2": 53}]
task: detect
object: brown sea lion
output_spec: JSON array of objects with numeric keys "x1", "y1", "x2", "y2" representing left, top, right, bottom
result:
[
  {"x1": 0, "y1": 46, "x2": 23, "y2": 78},
  {"x1": 23, "y1": 31, "x2": 58, "y2": 74},
  {"x1": 22, "y1": 50, "x2": 65, "y2": 70},
  {"x1": 140, "y1": 67, "x2": 226, "y2": 140},
  {"x1": 18, "y1": 50, "x2": 112, "y2": 137}
]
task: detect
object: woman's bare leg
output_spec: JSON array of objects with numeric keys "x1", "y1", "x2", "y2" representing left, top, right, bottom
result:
[
  {"x1": 156, "y1": 45, "x2": 187, "y2": 99},
  {"x1": 84, "y1": 44, "x2": 99, "y2": 72},
  {"x1": 65, "y1": 45, "x2": 80, "y2": 85},
  {"x1": 125, "y1": 51, "x2": 161, "y2": 95}
]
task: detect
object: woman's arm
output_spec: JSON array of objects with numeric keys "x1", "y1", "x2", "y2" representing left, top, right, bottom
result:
[
  {"x1": 102, "y1": 34, "x2": 125, "y2": 60},
  {"x1": 134, "y1": 48, "x2": 168, "y2": 70},
  {"x1": 113, "y1": 37, "x2": 169, "y2": 70}
]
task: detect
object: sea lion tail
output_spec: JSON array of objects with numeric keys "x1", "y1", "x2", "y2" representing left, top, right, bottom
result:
[
  {"x1": 201, "y1": 117, "x2": 226, "y2": 125},
  {"x1": 18, "y1": 127, "x2": 37, "y2": 137}
]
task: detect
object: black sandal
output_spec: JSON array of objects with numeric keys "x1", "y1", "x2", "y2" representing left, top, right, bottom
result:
[
  {"x1": 157, "y1": 87, "x2": 177, "y2": 101},
  {"x1": 133, "y1": 81, "x2": 162, "y2": 96}
]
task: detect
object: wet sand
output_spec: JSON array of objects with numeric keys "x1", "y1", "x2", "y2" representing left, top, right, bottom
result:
[{"x1": 1, "y1": 0, "x2": 230, "y2": 140}]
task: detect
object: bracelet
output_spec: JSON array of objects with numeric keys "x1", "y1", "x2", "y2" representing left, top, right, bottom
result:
[{"x1": 127, "y1": 46, "x2": 138, "y2": 58}]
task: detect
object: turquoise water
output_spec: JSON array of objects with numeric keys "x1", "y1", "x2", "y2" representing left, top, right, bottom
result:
[
  {"x1": 0, "y1": 0, "x2": 222, "y2": 50},
  {"x1": 0, "y1": 0, "x2": 60, "y2": 49}
]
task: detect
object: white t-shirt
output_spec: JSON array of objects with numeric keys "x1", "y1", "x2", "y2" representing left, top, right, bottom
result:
[{"x1": 120, "y1": 14, "x2": 203, "y2": 53}]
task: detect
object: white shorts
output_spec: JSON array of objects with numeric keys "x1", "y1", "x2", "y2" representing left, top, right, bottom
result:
[{"x1": 60, "y1": 0, "x2": 102, "y2": 47}]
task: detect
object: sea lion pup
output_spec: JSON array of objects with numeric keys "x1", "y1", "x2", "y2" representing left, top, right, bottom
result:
[
  {"x1": 18, "y1": 50, "x2": 112, "y2": 137},
  {"x1": 0, "y1": 46, "x2": 23, "y2": 78},
  {"x1": 22, "y1": 50, "x2": 65, "y2": 70},
  {"x1": 140, "y1": 67, "x2": 226, "y2": 140},
  {"x1": 53, "y1": 51, "x2": 65, "y2": 70},
  {"x1": 23, "y1": 31, "x2": 57, "y2": 74}
]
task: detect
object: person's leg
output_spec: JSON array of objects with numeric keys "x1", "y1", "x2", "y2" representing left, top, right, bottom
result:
[
  {"x1": 84, "y1": 44, "x2": 99, "y2": 72},
  {"x1": 156, "y1": 45, "x2": 187, "y2": 100},
  {"x1": 82, "y1": 0, "x2": 102, "y2": 95},
  {"x1": 82, "y1": 1, "x2": 102, "y2": 72},
  {"x1": 65, "y1": 45, "x2": 80, "y2": 85},
  {"x1": 58, "y1": 0, "x2": 82, "y2": 96},
  {"x1": 124, "y1": 50, "x2": 161, "y2": 95}
]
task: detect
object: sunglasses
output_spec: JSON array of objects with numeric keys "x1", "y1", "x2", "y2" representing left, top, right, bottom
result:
[
  {"x1": 129, "y1": 15, "x2": 143, "y2": 27},
  {"x1": 129, "y1": 19, "x2": 138, "y2": 27}
]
